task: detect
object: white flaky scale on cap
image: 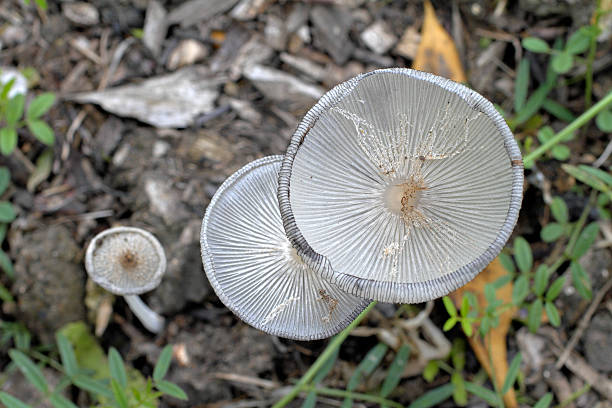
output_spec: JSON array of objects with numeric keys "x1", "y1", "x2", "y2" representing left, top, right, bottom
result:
[
  {"x1": 200, "y1": 156, "x2": 370, "y2": 340},
  {"x1": 85, "y1": 226, "x2": 166, "y2": 333},
  {"x1": 278, "y1": 68, "x2": 524, "y2": 303}
]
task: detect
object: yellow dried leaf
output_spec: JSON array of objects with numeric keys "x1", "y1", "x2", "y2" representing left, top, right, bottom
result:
[
  {"x1": 450, "y1": 258, "x2": 518, "y2": 408},
  {"x1": 412, "y1": 0, "x2": 467, "y2": 82}
]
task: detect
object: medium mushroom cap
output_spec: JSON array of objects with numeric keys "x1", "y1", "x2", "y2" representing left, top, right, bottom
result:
[
  {"x1": 278, "y1": 68, "x2": 523, "y2": 303},
  {"x1": 200, "y1": 156, "x2": 370, "y2": 340},
  {"x1": 85, "y1": 226, "x2": 166, "y2": 295}
]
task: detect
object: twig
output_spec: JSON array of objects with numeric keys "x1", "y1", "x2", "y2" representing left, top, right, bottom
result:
[
  {"x1": 555, "y1": 276, "x2": 612, "y2": 369},
  {"x1": 593, "y1": 139, "x2": 612, "y2": 168},
  {"x1": 550, "y1": 344, "x2": 612, "y2": 400},
  {"x1": 212, "y1": 373, "x2": 279, "y2": 390}
]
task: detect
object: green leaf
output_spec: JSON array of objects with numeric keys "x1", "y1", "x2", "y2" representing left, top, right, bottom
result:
[
  {"x1": 542, "y1": 99, "x2": 576, "y2": 122},
  {"x1": 0, "y1": 201, "x2": 16, "y2": 222},
  {"x1": 550, "y1": 197, "x2": 569, "y2": 224},
  {"x1": 571, "y1": 222, "x2": 599, "y2": 260},
  {"x1": 27, "y1": 149, "x2": 53, "y2": 192},
  {"x1": 423, "y1": 360, "x2": 439, "y2": 383},
  {"x1": 498, "y1": 252, "x2": 515, "y2": 274},
  {"x1": 465, "y1": 382, "x2": 500, "y2": 406},
  {"x1": 533, "y1": 393, "x2": 554, "y2": 408},
  {"x1": 49, "y1": 394, "x2": 78, "y2": 408},
  {"x1": 347, "y1": 342, "x2": 388, "y2": 390},
  {"x1": 566, "y1": 30, "x2": 591, "y2": 54},
  {"x1": 570, "y1": 261, "x2": 592, "y2": 300},
  {"x1": 512, "y1": 275, "x2": 529, "y2": 305},
  {"x1": 8, "y1": 349, "x2": 48, "y2": 393},
  {"x1": 443, "y1": 317, "x2": 457, "y2": 331},
  {"x1": 551, "y1": 52, "x2": 573, "y2": 74},
  {"x1": 460, "y1": 296, "x2": 470, "y2": 317},
  {"x1": 533, "y1": 265, "x2": 550, "y2": 297},
  {"x1": 537, "y1": 126, "x2": 554, "y2": 143},
  {"x1": 26, "y1": 120, "x2": 54, "y2": 146},
  {"x1": 562, "y1": 164, "x2": 611, "y2": 196},
  {"x1": 0, "y1": 249, "x2": 15, "y2": 279},
  {"x1": 492, "y1": 275, "x2": 512, "y2": 289},
  {"x1": 1, "y1": 78, "x2": 16, "y2": 100},
  {"x1": 6, "y1": 95, "x2": 25, "y2": 126},
  {"x1": 155, "y1": 380, "x2": 188, "y2": 400},
  {"x1": 546, "y1": 277, "x2": 565, "y2": 302},
  {"x1": 0, "y1": 392, "x2": 32, "y2": 408},
  {"x1": 442, "y1": 296, "x2": 457, "y2": 317},
  {"x1": 380, "y1": 344, "x2": 410, "y2": 397},
  {"x1": 522, "y1": 37, "x2": 550, "y2": 53},
  {"x1": 552, "y1": 145, "x2": 570, "y2": 161},
  {"x1": 408, "y1": 384, "x2": 454, "y2": 408},
  {"x1": 72, "y1": 375, "x2": 113, "y2": 398},
  {"x1": 34, "y1": 0, "x2": 48, "y2": 10},
  {"x1": 461, "y1": 319, "x2": 473, "y2": 337},
  {"x1": 514, "y1": 58, "x2": 530, "y2": 112},
  {"x1": 514, "y1": 237, "x2": 533, "y2": 273},
  {"x1": 501, "y1": 353, "x2": 522, "y2": 394},
  {"x1": 514, "y1": 81, "x2": 555, "y2": 127},
  {"x1": 528, "y1": 299, "x2": 543, "y2": 332},
  {"x1": 541, "y1": 223, "x2": 564, "y2": 242},
  {"x1": 0, "y1": 282, "x2": 14, "y2": 302},
  {"x1": 451, "y1": 372, "x2": 467, "y2": 406},
  {"x1": 545, "y1": 302, "x2": 561, "y2": 327},
  {"x1": 301, "y1": 392, "x2": 317, "y2": 408},
  {"x1": 578, "y1": 165, "x2": 612, "y2": 186},
  {"x1": 0, "y1": 127, "x2": 18, "y2": 155},
  {"x1": 596, "y1": 109, "x2": 612, "y2": 132},
  {"x1": 0, "y1": 167, "x2": 10, "y2": 195},
  {"x1": 55, "y1": 333, "x2": 78, "y2": 377},
  {"x1": 111, "y1": 378, "x2": 129, "y2": 408},
  {"x1": 313, "y1": 347, "x2": 339, "y2": 384},
  {"x1": 153, "y1": 345, "x2": 173, "y2": 382},
  {"x1": 109, "y1": 348, "x2": 128, "y2": 388},
  {"x1": 26, "y1": 93, "x2": 55, "y2": 120}
]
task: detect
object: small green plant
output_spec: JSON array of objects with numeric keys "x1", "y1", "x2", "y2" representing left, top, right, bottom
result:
[
  {"x1": 22, "y1": 0, "x2": 47, "y2": 10},
  {"x1": 0, "y1": 337, "x2": 187, "y2": 407},
  {"x1": 522, "y1": 26, "x2": 598, "y2": 75},
  {"x1": 0, "y1": 78, "x2": 55, "y2": 155}
]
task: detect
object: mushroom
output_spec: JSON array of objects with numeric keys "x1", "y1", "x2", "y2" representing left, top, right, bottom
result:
[
  {"x1": 85, "y1": 226, "x2": 166, "y2": 333},
  {"x1": 278, "y1": 68, "x2": 523, "y2": 303},
  {"x1": 200, "y1": 155, "x2": 370, "y2": 340}
]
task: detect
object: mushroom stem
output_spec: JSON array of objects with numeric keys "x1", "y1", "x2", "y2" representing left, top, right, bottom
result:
[{"x1": 124, "y1": 295, "x2": 165, "y2": 333}]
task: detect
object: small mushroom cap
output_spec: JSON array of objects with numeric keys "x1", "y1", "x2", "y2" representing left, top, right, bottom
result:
[
  {"x1": 278, "y1": 68, "x2": 523, "y2": 303},
  {"x1": 85, "y1": 226, "x2": 166, "y2": 295},
  {"x1": 200, "y1": 156, "x2": 370, "y2": 340}
]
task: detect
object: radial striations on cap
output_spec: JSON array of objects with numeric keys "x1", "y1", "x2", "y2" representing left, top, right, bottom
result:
[
  {"x1": 278, "y1": 68, "x2": 523, "y2": 304},
  {"x1": 201, "y1": 156, "x2": 370, "y2": 340},
  {"x1": 85, "y1": 226, "x2": 167, "y2": 296}
]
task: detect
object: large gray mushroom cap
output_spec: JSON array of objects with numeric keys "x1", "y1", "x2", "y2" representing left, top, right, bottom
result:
[
  {"x1": 85, "y1": 226, "x2": 167, "y2": 295},
  {"x1": 278, "y1": 68, "x2": 523, "y2": 304},
  {"x1": 200, "y1": 156, "x2": 370, "y2": 340}
]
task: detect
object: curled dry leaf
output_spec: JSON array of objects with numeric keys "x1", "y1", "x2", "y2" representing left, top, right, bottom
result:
[
  {"x1": 450, "y1": 258, "x2": 518, "y2": 408},
  {"x1": 412, "y1": 0, "x2": 467, "y2": 83}
]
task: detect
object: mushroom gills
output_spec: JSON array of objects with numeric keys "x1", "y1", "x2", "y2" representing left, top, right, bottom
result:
[{"x1": 200, "y1": 155, "x2": 369, "y2": 341}]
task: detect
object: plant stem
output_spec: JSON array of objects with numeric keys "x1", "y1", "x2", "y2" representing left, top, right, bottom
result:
[
  {"x1": 301, "y1": 384, "x2": 404, "y2": 408},
  {"x1": 523, "y1": 90, "x2": 612, "y2": 167},
  {"x1": 564, "y1": 191, "x2": 597, "y2": 257},
  {"x1": 271, "y1": 301, "x2": 377, "y2": 408}
]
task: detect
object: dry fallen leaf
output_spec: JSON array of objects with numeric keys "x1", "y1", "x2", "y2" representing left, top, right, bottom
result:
[
  {"x1": 450, "y1": 258, "x2": 518, "y2": 408},
  {"x1": 412, "y1": 0, "x2": 467, "y2": 82}
]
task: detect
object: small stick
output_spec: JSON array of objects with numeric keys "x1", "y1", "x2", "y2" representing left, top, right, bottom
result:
[
  {"x1": 555, "y1": 276, "x2": 612, "y2": 369},
  {"x1": 212, "y1": 372, "x2": 279, "y2": 390}
]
